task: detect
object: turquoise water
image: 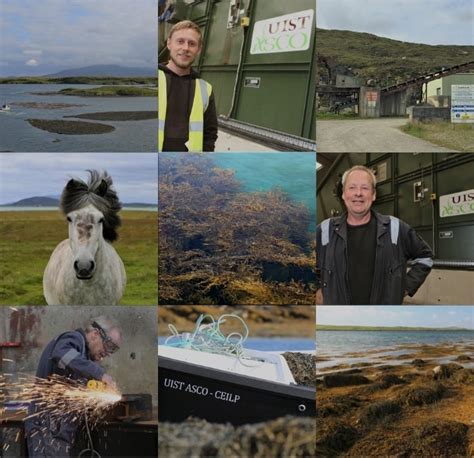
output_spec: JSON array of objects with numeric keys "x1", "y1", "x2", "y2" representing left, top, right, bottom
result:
[
  {"x1": 212, "y1": 153, "x2": 316, "y2": 224},
  {"x1": 317, "y1": 330, "x2": 474, "y2": 356}
]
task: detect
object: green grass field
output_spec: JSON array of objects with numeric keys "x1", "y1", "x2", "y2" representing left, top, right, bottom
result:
[
  {"x1": 0, "y1": 210, "x2": 157, "y2": 305},
  {"x1": 401, "y1": 122, "x2": 474, "y2": 152}
]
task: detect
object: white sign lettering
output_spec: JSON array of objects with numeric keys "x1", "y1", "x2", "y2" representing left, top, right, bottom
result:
[
  {"x1": 163, "y1": 378, "x2": 241, "y2": 403},
  {"x1": 250, "y1": 9, "x2": 314, "y2": 55},
  {"x1": 451, "y1": 84, "x2": 474, "y2": 124},
  {"x1": 439, "y1": 189, "x2": 474, "y2": 217}
]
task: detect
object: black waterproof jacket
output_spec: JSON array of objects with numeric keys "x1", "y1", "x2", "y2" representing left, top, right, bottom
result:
[{"x1": 316, "y1": 211, "x2": 433, "y2": 305}]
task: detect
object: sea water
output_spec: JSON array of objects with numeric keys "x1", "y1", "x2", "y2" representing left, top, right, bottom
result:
[
  {"x1": 317, "y1": 330, "x2": 474, "y2": 356},
  {"x1": 212, "y1": 153, "x2": 316, "y2": 228},
  {"x1": 0, "y1": 84, "x2": 156, "y2": 152},
  {"x1": 158, "y1": 337, "x2": 314, "y2": 352}
]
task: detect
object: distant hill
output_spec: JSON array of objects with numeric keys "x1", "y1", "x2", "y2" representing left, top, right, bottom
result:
[
  {"x1": 46, "y1": 65, "x2": 156, "y2": 78},
  {"x1": 317, "y1": 324, "x2": 473, "y2": 331},
  {"x1": 1, "y1": 196, "x2": 59, "y2": 207},
  {"x1": 317, "y1": 28, "x2": 474, "y2": 87},
  {"x1": 1, "y1": 196, "x2": 156, "y2": 208}
]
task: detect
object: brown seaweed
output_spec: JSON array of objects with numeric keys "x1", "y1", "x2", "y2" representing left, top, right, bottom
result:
[{"x1": 158, "y1": 154, "x2": 316, "y2": 305}]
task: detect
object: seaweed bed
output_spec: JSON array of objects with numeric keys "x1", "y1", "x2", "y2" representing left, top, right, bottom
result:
[
  {"x1": 159, "y1": 416, "x2": 316, "y2": 457},
  {"x1": 158, "y1": 154, "x2": 316, "y2": 305},
  {"x1": 317, "y1": 343, "x2": 474, "y2": 457},
  {"x1": 65, "y1": 110, "x2": 157, "y2": 121},
  {"x1": 12, "y1": 102, "x2": 86, "y2": 109},
  {"x1": 27, "y1": 118, "x2": 115, "y2": 135}
]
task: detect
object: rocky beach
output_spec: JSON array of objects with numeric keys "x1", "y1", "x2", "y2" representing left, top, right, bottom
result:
[{"x1": 317, "y1": 341, "x2": 474, "y2": 457}]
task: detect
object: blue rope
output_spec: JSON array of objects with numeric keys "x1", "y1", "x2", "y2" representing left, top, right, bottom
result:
[{"x1": 164, "y1": 313, "x2": 250, "y2": 358}]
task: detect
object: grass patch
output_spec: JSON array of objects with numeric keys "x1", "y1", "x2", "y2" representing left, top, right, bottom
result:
[
  {"x1": 401, "y1": 121, "x2": 474, "y2": 152},
  {"x1": 316, "y1": 112, "x2": 359, "y2": 120},
  {"x1": 0, "y1": 210, "x2": 157, "y2": 305}
]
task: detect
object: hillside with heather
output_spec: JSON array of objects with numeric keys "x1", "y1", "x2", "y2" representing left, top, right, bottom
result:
[{"x1": 317, "y1": 28, "x2": 474, "y2": 86}]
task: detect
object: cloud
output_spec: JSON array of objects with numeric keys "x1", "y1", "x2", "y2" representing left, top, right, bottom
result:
[
  {"x1": 23, "y1": 49, "x2": 43, "y2": 56},
  {"x1": 0, "y1": 0, "x2": 158, "y2": 76},
  {"x1": 25, "y1": 59, "x2": 38, "y2": 66},
  {"x1": 317, "y1": 0, "x2": 473, "y2": 45},
  {"x1": 0, "y1": 153, "x2": 157, "y2": 204},
  {"x1": 317, "y1": 306, "x2": 472, "y2": 328}
]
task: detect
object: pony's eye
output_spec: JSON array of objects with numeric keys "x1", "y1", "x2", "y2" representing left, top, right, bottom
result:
[
  {"x1": 67, "y1": 216, "x2": 72, "y2": 222},
  {"x1": 99, "y1": 217, "x2": 104, "y2": 224}
]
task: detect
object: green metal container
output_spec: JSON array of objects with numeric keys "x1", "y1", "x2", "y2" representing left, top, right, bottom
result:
[
  {"x1": 160, "y1": 0, "x2": 316, "y2": 140},
  {"x1": 316, "y1": 153, "x2": 474, "y2": 261}
]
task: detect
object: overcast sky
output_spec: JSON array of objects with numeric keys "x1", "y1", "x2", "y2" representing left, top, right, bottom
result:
[
  {"x1": 0, "y1": 153, "x2": 157, "y2": 204},
  {"x1": 0, "y1": 0, "x2": 157, "y2": 76},
  {"x1": 318, "y1": 306, "x2": 474, "y2": 329},
  {"x1": 317, "y1": 0, "x2": 474, "y2": 46}
]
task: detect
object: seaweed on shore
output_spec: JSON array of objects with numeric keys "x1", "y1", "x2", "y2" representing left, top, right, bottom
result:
[
  {"x1": 27, "y1": 118, "x2": 115, "y2": 135},
  {"x1": 158, "y1": 154, "x2": 316, "y2": 305},
  {"x1": 159, "y1": 416, "x2": 315, "y2": 458}
]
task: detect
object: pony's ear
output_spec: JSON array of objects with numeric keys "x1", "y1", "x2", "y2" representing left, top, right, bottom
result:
[
  {"x1": 65, "y1": 179, "x2": 76, "y2": 189},
  {"x1": 97, "y1": 179, "x2": 108, "y2": 197}
]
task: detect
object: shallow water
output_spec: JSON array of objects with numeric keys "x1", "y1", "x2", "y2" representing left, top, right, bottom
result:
[
  {"x1": 0, "y1": 84, "x2": 156, "y2": 151},
  {"x1": 317, "y1": 330, "x2": 474, "y2": 356},
  {"x1": 317, "y1": 330, "x2": 474, "y2": 373},
  {"x1": 158, "y1": 337, "x2": 315, "y2": 352},
  {"x1": 212, "y1": 153, "x2": 316, "y2": 226}
]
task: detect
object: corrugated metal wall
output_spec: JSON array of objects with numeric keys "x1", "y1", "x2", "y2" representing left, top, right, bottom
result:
[
  {"x1": 316, "y1": 153, "x2": 474, "y2": 262},
  {"x1": 161, "y1": 0, "x2": 316, "y2": 140}
]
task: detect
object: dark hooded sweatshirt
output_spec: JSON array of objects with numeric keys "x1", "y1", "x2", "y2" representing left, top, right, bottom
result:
[{"x1": 159, "y1": 63, "x2": 218, "y2": 152}]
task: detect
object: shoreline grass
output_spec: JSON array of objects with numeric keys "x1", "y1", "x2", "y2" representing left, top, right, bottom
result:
[{"x1": 401, "y1": 121, "x2": 474, "y2": 152}]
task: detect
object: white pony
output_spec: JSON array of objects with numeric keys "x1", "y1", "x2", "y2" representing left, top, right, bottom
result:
[{"x1": 43, "y1": 170, "x2": 126, "y2": 305}]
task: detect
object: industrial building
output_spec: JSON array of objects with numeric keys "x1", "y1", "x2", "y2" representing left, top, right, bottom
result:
[
  {"x1": 159, "y1": 0, "x2": 317, "y2": 150},
  {"x1": 317, "y1": 153, "x2": 474, "y2": 304}
]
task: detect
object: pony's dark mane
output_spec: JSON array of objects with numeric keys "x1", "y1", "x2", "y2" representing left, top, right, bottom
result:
[{"x1": 61, "y1": 170, "x2": 122, "y2": 242}]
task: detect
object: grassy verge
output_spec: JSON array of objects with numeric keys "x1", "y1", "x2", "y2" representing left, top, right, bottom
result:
[
  {"x1": 401, "y1": 121, "x2": 474, "y2": 152},
  {"x1": 316, "y1": 112, "x2": 360, "y2": 120},
  {"x1": 59, "y1": 86, "x2": 157, "y2": 97},
  {"x1": 0, "y1": 210, "x2": 157, "y2": 305}
]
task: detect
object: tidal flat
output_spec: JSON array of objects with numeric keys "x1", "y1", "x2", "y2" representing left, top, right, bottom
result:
[
  {"x1": 0, "y1": 84, "x2": 157, "y2": 151},
  {"x1": 316, "y1": 341, "x2": 474, "y2": 457},
  {"x1": 158, "y1": 154, "x2": 316, "y2": 305}
]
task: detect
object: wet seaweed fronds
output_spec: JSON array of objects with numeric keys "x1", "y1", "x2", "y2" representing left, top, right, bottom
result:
[
  {"x1": 158, "y1": 154, "x2": 316, "y2": 305},
  {"x1": 322, "y1": 373, "x2": 370, "y2": 388},
  {"x1": 397, "y1": 381, "x2": 446, "y2": 406},
  {"x1": 282, "y1": 352, "x2": 316, "y2": 386},
  {"x1": 316, "y1": 419, "x2": 359, "y2": 457},
  {"x1": 357, "y1": 400, "x2": 401, "y2": 427},
  {"x1": 347, "y1": 420, "x2": 469, "y2": 457}
]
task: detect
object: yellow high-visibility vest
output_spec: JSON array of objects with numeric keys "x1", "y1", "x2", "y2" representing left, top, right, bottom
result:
[{"x1": 158, "y1": 69, "x2": 212, "y2": 152}]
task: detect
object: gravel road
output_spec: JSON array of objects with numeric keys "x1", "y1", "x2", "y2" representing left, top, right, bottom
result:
[{"x1": 317, "y1": 118, "x2": 455, "y2": 152}]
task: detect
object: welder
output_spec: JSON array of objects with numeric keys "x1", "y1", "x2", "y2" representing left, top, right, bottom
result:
[{"x1": 25, "y1": 316, "x2": 121, "y2": 457}]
